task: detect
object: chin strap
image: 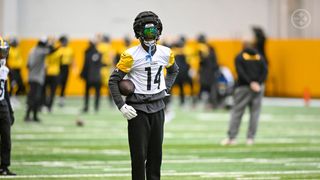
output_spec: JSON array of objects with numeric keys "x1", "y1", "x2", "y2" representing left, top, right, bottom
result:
[{"x1": 144, "y1": 40, "x2": 156, "y2": 63}]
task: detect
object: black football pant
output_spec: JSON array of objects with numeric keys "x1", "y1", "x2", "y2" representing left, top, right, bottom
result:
[
  {"x1": 26, "y1": 82, "x2": 42, "y2": 120},
  {"x1": 0, "y1": 107, "x2": 11, "y2": 168},
  {"x1": 43, "y1": 75, "x2": 58, "y2": 111},
  {"x1": 59, "y1": 65, "x2": 69, "y2": 97},
  {"x1": 84, "y1": 82, "x2": 101, "y2": 112},
  {"x1": 175, "y1": 76, "x2": 196, "y2": 106},
  {"x1": 9, "y1": 69, "x2": 26, "y2": 96},
  {"x1": 128, "y1": 109, "x2": 164, "y2": 180}
]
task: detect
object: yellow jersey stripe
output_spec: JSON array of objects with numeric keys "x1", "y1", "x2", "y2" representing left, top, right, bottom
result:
[
  {"x1": 166, "y1": 51, "x2": 175, "y2": 68},
  {"x1": 242, "y1": 52, "x2": 261, "y2": 61},
  {"x1": 116, "y1": 51, "x2": 134, "y2": 73}
]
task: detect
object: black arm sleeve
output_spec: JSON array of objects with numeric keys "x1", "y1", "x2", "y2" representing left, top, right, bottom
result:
[
  {"x1": 4, "y1": 81, "x2": 13, "y2": 114},
  {"x1": 235, "y1": 55, "x2": 251, "y2": 84},
  {"x1": 80, "y1": 54, "x2": 89, "y2": 80},
  {"x1": 165, "y1": 62, "x2": 179, "y2": 91},
  {"x1": 48, "y1": 45, "x2": 60, "y2": 54},
  {"x1": 259, "y1": 59, "x2": 268, "y2": 83},
  {"x1": 108, "y1": 69, "x2": 127, "y2": 109}
]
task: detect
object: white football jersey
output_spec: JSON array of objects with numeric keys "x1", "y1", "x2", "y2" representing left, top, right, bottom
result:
[
  {"x1": 116, "y1": 45, "x2": 175, "y2": 94},
  {"x1": 0, "y1": 65, "x2": 9, "y2": 101}
]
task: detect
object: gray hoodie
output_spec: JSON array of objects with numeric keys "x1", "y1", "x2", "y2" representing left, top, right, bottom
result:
[{"x1": 27, "y1": 46, "x2": 49, "y2": 85}]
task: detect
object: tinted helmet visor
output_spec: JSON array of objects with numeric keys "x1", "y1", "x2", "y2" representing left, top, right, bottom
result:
[{"x1": 142, "y1": 24, "x2": 158, "y2": 41}]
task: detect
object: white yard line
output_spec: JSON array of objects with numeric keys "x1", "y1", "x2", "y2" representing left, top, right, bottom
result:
[
  {"x1": 199, "y1": 170, "x2": 320, "y2": 177},
  {"x1": 0, "y1": 170, "x2": 319, "y2": 179},
  {"x1": 163, "y1": 158, "x2": 320, "y2": 164},
  {"x1": 236, "y1": 177, "x2": 280, "y2": 180},
  {"x1": 166, "y1": 147, "x2": 320, "y2": 154},
  {"x1": 14, "y1": 158, "x2": 320, "y2": 167}
]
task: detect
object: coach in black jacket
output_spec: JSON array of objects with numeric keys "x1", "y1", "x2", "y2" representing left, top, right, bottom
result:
[
  {"x1": 222, "y1": 42, "x2": 268, "y2": 146},
  {"x1": 81, "y1": 41, "x2": 103, "y2": 112}
]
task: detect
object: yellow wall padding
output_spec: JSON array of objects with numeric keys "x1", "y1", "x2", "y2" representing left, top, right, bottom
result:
[{"x1": 18, "y1": 39, "x2": 320, "y2": 98}]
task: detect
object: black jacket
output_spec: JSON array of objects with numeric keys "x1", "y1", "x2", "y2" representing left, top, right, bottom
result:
[
  {"x1": 199, "y1": 46, "x2": 219, "y2": 86},
  {"x1": 235, "y1": 48, "x2": 268, "y2": 86},
  {"x1": 81, "y1": 44, "x2": 103, "y2": 83}
]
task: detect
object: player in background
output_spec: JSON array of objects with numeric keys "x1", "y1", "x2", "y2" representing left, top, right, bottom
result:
[
  {"x1": 25, "y1": 38, "x2": 50, "y2": 122},
  {"x1": 42, "y1": 37, "x2": 61, "y2": 112},
  {"x1": 252, "y1": 26, "x2": 268, "y2": 63},
  {"x1": 197, "y1": 34, "x2": 220, "y2": 109},
  {"x1": 96, "y1": 34, "x2": 114, "y2": 106},
  {"x1": 108, "y1": 11, "x2": 179, "y2": 180},
  {"x1": 0, "y1": 37, "x2": 16, "y2": 175},
  {"x1": 7, "y1": 37, "x2": 26, "y2": 97},
  {"x1": 113, "y1": 36, "x2": 133, "y2": 67},
  {"x1": 57, "y1": 35, "x2": 74, "y2": 107},
  {"x1": 172, "y1": 36, "x2": 193, "y2": 107}
]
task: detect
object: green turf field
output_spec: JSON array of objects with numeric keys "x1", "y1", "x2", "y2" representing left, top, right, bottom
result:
[{"x1": 5, "y1": 97, "x2": 320, "y2": 179}]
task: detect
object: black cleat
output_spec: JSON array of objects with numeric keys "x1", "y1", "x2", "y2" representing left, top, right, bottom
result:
[
  {"x1": 0, "y1": 168, "x2": 16, "y2": 176},
  {"x1": 33, "y1": 118, "x2": 41, "y2": 122},
  {"x1": 24, "y1": 116, "x2": 32, "y2": 122}
]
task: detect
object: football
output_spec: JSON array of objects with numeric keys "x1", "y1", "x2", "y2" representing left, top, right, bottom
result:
[
  {"x1": 118, "y1": 79, "x2": 135, "y2": 96},
  {"x1": 75, "y1": 118, "x2": 84, "y2": 127}
]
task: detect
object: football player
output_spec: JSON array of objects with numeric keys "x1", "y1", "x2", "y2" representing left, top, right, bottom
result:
[
  {"x1": 108, "y1": 11, "x2": 179, "y2": 180},
  {"x1": 7, "y1": 37, "x2": 26, "y2": 96},
  {"x1": 57, "y1": 35, "x2": 74, "y2": 107},
  {"x1": 0, "y1": 37, "x2": 16, "y2": 176}
]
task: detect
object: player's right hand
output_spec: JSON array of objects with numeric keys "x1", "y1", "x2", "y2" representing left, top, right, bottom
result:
[{"x1": 120, "y1": 104, "x2": 137, "y2": 120}]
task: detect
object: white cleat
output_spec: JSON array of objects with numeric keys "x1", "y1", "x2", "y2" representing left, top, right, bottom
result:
[
  {"x1": 246, "y1": 138, "x2": 254, "y2": 146},
  {"x1": 220, "y1": 138, "x2": 237, "y2": 146}
]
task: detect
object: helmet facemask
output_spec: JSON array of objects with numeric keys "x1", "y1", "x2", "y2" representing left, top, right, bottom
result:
[{"x1": 141, "y1": 23, "x2": 158, "y2": 49}]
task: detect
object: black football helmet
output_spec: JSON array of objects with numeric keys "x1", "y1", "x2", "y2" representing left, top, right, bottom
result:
[
  {"x1": 0, "y1": 37, "x2": 10, "y2": 60},
  {"x1": 133, "y1": 11, "x2": 162, "y2": 41}
]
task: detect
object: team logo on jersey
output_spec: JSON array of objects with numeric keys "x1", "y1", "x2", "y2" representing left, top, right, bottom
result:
[{"x1": 150, "y1": 61, "x2": 158, "y2": 65}]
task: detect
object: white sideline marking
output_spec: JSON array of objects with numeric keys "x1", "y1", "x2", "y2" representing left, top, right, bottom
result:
[
  {"x1": 0, "y1": 170, "x2": 320, "y2": 179},
  {"x1": 263, "y1": 97, "x2": 320, "y2": 107}
]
